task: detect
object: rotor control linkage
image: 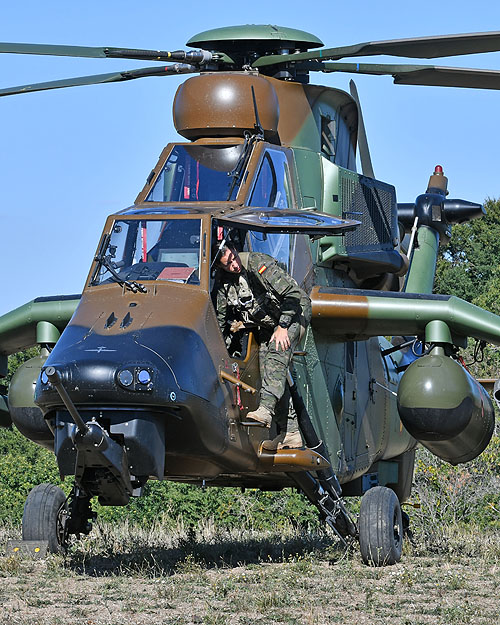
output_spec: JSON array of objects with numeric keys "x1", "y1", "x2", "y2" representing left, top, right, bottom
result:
[
  {"x1": 44, "y1": 366, "x2": 88, "y2": 435},
  {"x1": 165, "y1": 49, "x2": 213, "y2": 64}
]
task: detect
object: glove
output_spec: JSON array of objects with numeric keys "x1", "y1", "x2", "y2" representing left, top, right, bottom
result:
[{"x1": 230, "y1": 320, "x2": 246, "y2": 333}]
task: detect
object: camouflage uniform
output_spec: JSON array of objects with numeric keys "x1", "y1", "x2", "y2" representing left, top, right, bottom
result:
[{"x1": 216, "y1": 252, "x2": 311, "y2": 431}]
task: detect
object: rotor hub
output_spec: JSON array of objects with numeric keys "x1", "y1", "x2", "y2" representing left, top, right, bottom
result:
[{"x1": 186, "y1": 24, "x2": 323, "y2": 68}]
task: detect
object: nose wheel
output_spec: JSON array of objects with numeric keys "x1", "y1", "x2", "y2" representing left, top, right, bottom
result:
[
  {"x1": 22, "y1": 483, "x2": 67, "y2": 554},
  {"x1": 22, "y1": 483, "x2": 95, "y2": 553}
]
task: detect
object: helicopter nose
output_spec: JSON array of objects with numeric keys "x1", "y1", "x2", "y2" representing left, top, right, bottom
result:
[
  {"x1": 36, "y1": 355, "x2": 174, "y2": 409},
  {"x1": 34, "y1": 322, "x2": 228, "y2": 480},
  {"x1": 35, "y1": 323, "x2": 221, "y2": 409}
]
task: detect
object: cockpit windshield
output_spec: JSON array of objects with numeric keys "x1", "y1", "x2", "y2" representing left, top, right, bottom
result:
[
  {"x1": 146, "y1": 144, "x2": 244, "y2": 202},
  {"x1": 91, "y1": 218, "x2": 202, "y2": 287}
]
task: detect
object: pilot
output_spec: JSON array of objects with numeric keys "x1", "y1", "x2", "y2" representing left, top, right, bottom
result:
[{"x1": 215, "y1": 243, "x2": 311, "y2": 450}]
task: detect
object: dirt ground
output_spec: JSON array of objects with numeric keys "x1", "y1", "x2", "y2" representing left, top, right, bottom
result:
[{"x1": 1, "y1": 527, "x2": 499, "y2": 625}]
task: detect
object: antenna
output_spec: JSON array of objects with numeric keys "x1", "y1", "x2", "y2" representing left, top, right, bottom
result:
[{"x1": 251, "y1": 86, "x2": 264, "y2": 138}]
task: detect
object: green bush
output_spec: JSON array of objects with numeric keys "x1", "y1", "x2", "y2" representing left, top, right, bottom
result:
[
  {"x1": 411, "y1": 435, "x2": 500, "y2": 531},
  {"x1": 0, "y1": 426, "x2": 66, "y2": 523},
  {"x1": 0, "y1": 420, "x2": 320, "y2": 529},
  {"x1": 95, "y1": 482, "x2": 320, "y2": 531}
]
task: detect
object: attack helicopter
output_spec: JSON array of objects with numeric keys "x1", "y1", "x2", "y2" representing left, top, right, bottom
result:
[{"x1": 1, "y1": 24, "x2": 500, "y2": 566}]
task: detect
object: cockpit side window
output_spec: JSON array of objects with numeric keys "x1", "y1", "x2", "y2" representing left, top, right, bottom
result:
[
  {"x1": 248, "y1": 231, "x2": 293, "y2": 271},
  {"x1": 249, "y1": 149, "x2": 290, "y2": 209},
  {"x1": 317, "y1": 106, "x2": 356, "y2": 170},
  {"x1": 247, "y1": 149, "x2": 292, "y2": 268},
  {"x1": 321, "y1": 115, "x2": 336, "y2": 160}
]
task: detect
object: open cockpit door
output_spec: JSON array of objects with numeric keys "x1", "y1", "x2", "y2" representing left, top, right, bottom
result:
[{"x1": 215, "y1": 206, "x2": 359, "y2": 236}]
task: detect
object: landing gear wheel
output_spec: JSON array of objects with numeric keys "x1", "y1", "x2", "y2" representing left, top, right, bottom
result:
[
  {"x1": 359, "y1": 486, "x2": 403, "y2": 566},
  {"x1": 22, "y1": 483, "x2": 67, "y2": 554}
]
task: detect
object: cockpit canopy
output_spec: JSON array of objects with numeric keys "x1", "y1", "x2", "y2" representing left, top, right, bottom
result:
[
  {"x1": 144, "y1": 142, "x2": 292, "y2": 208},
  {"x1": 146, "y1": 145, "x2": 243, "y2": 203}
]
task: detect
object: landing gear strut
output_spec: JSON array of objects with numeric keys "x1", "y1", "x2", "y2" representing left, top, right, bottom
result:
[{"x1": 58, "y1": 486, "x2": 96, "y2": 550}]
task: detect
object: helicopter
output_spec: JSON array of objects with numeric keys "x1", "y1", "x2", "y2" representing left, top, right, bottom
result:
[{"x1": 1, "y1": 24, "x2": 500, "y2": 565}]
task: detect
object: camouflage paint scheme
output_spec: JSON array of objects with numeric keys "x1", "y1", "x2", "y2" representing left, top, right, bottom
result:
[{"x1": 1, "y1": 25, "x2": 500, "y2": 516}]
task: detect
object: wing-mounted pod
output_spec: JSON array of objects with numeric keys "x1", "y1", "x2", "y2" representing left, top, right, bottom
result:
[
  {"x1": 398, "y1": 166, "x2": 485, "y2": 239},
  {"x1": 0, "y1": 296, "x2": 80, "y2": 437},
  {"x1": 397, "y1": 346, "x2": 494, "y2": 464},
  {"x1": 389, "y1": 167, "x2": 493, "y2": 463},
  {"x1": 8, "y1": 350, "x2": 53, "y2": 448}
]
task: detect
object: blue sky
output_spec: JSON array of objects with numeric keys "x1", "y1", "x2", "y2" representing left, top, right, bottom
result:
[{"x1": 2, "y1": 0, "x2": 500, "y2": 314}]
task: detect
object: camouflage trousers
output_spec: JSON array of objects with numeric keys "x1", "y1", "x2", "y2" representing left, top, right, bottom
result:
[{"x1": 258, "y1": 317, "x2": 307, "y2": 433}]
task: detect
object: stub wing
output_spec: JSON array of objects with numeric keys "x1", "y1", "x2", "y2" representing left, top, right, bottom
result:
[
  {"x1": 310, "y1": 286, "x2": 500, "y2": 346},
  {"x1": 0, "y1": 295, "x2": 80, "y2": 375}
]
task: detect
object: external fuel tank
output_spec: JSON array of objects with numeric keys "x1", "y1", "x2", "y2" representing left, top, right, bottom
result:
[
  {"x1": 397, "y1": 347, "x2": 494, "y2": 465},
  {"x1": 8, "y1": 352, "x2": 54, "y2": 450}
]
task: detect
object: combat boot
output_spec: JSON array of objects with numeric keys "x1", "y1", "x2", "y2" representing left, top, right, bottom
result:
[
  {"x1": 261, "y1": 430, "x2": 303, "y2": 450},
  {"x1": 245, "y1": 405, "x2": 273, "y2": 427}
]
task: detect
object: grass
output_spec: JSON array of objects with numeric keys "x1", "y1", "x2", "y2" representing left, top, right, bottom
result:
[{"x1": 0, "y1": 519, "x2": 500, "y2": 624}]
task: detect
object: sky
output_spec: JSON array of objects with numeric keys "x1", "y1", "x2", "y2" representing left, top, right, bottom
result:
[{"x1": 1, "y1": 0, "x2": 500, "y2": 315}]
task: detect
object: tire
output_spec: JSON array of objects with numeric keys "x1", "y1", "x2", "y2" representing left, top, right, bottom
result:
[
  {"x1": 359, "y1": 486, "x2": 403, "y2": 566},
  {"x1": 22, "y1": 483, "x2": 66, "y2": 554}
]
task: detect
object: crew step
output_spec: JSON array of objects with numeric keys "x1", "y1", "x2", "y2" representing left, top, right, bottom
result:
[{"x1": 257, "y1": 446, "x2": 330, "y2": 471}]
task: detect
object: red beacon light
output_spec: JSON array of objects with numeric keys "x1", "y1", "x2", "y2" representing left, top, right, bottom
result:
[{"x1": 426, "y1": 164, "x2": 448, "y2": 196}]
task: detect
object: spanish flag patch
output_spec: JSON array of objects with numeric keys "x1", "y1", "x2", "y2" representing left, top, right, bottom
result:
[{"x1": 258, "y1": 264, "x2": 267, "y2": 274}]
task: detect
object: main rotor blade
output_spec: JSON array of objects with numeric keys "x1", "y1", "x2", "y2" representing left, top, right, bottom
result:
[
  {"x1": 349, "y1": 80, "x2": 374, "y2": 179},
  {"x1": 306, "y1": 62, "x2": 500, "y2": 90},
  {"x1": 253, "y1": 31, "x2": 500, "y2": 67},
  {"x1": 0, "y1": 64, "x2": 197, "y2": 97},
  {"x1": 0, "y1": 42, "x2": 212, "y2": 64}
]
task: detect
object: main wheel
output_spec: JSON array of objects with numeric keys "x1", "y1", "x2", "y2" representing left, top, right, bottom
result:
[
  {"x1": 22, "y1": 483, "x2": 67, "y2": 554},
  {"x1": 359, "y1": 486, "x2": 403, "y2": 566}
]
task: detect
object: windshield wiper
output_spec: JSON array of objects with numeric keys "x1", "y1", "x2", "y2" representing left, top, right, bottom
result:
[
  {"x1": 99, "y1": 254, "x2": 147, "y2": 293},
  {"x1": 92, "y1": 235, "x2": 147, "y2": 293},
  {"x1": 226, "y1": 133, "x2": 253, "y2": 201}
]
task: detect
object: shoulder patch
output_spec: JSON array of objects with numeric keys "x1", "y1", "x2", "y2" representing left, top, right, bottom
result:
[{"x1": 258, "y1": 264, "x2": 267, "y2": 274}]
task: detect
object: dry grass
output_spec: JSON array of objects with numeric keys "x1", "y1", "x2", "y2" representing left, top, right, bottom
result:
[{"x1": 1, "y1": 520, "x2": 500, "y2": 624}]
